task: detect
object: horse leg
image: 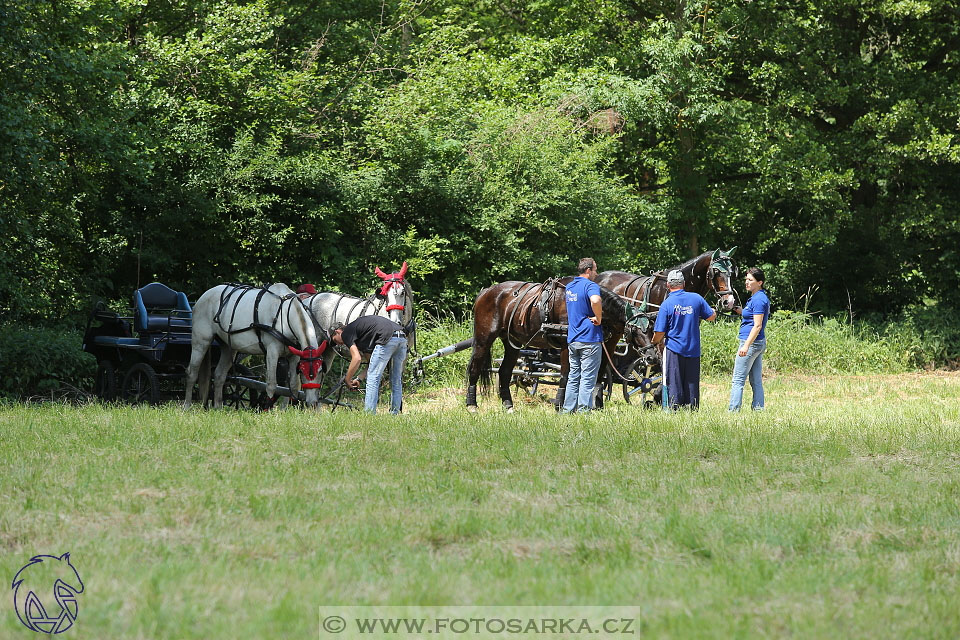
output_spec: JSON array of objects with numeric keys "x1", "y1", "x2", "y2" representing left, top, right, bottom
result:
[
  {"x1": 596, "y1": 335, "x2": 622, "y2": 410},
  {"x1": 197, "y1": 350, "x2": 211, "y2": 408},
  {"x1": 498, "y1": 343, "x2": 520, "y2": 412},
  {"x1": 281, "y1": 353, "x2": 301, "y2": 410},
  {"x1": 211, "y1": 345, "x2": 234, "y2": 409},
  {"x1": 466, "y1": 335, "x2": 495, "y2": 412},
  {"x1": 183, "y1": 338, "x2": 211, "y2": 409},
  {"x1": 264, "y1": 343, "x2": 282, "y2": 404},
  {"x1": 554, "y1": 346, "x2": 570, "y2": 411}
]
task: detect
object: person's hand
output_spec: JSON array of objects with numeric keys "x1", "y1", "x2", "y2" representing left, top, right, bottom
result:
[
  {"x1": 738, "y1": 345, "x2": 749, "y2": 357},
  {"x1": 347, "y1": 378, "x2": 360, "y2": 390},
  {"x1": 590, "y1": 316, "x2": 600, "y2": 325}
]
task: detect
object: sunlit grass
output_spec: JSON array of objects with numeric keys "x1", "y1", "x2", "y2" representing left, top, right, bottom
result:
[{"x1": 2, "y1": 372, "x2": 960, "y2": 638}]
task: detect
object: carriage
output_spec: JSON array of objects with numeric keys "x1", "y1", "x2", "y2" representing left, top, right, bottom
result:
[
  {"x1": 83, "y1": 265, "x2": 415, "y2": 410},
  {"x1": 83, "y1": 282, "x2": 275, "y2": 408}
]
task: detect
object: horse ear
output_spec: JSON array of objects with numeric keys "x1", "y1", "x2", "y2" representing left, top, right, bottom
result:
[
  {"x1": 374, "y1": 267, "x2": 387, "y2": 280},
  {"x1": 288, "y1": 345, "x2": 302, "y2": 356},
  {"x1": 399, "y1": 261, "x2": 408, "y2": 278},
  {"x1": 711, "y1": 248, "x2": 721, "y2": 261},
  {"x1": 726, "y1": 246, "x2": 737, "y2": 256}
]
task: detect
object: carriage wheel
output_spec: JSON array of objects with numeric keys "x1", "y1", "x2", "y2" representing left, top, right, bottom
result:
[
  {"x1": 621, "y1": 358, "x2": 657, "y2": 405},
  {"x1": 94, "y1": 361, "x2": 117, "y2": 401},
  {"x1": 122, "y1": 363, "x2": 160, "y2": 405},
  {"x1": 222, "y1": 364, "x2": 259, "y2": 410}
]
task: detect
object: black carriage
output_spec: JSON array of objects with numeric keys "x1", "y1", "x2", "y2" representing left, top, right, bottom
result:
[{"x1": 82, "y1": 282, "x2": 256, "y2": 407}]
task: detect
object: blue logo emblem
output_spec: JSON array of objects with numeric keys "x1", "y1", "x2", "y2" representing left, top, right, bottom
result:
[{"x1": 11, "y1": 553, "x2": 84, "y2": 634}]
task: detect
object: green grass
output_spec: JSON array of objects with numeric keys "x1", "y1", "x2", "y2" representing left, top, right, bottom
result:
[{"x1": 3, "y1": 373, "x2": 960, "y2": 639}]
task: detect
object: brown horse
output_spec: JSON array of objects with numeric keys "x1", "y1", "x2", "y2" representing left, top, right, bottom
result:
[
  {"x1": 596, "y1": 249, "x2": 739, "y2": 323},
  {"x1": 591, "y1": 249, "x2": 738, "y2": 404},
  {"x1": 465, "y1": 277, "x2": 645, "y2": 411}
]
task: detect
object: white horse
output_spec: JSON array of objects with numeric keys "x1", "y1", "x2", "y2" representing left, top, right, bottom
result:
[
  {"x1": 306, "y1": 262, "x2": 414, "y2": 335},
  {"x1": 183, "y1": 283, "x2": 327, "y2": 409}
]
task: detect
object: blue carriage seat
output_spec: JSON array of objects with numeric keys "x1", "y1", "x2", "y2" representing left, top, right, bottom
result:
[{"x1": 133, "y1": 282, "x2": 193, "y2": 334}]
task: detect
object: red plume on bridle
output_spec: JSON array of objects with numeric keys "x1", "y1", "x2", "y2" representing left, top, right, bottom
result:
[
  {"x1": 288, "y1": 343, "x2": 328, "y2": 388},
  {"x1": 374, "y1": 261, "x2": 408, "y2": 298}
]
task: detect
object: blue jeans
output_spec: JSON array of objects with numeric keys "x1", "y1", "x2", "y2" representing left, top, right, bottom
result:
[
  {"x1": 728, "y1": 340, "x2": 765, "y2": 411},
  {"x1": 563, "y1": 341, "x2": 602, "y2": 413},
  {"x1": 365, "y1": 337, "x2": 407, "y2": 414}
]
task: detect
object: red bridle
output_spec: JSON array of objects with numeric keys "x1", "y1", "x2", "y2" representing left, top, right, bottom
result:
[
  {"x1": 288, "y1": 343, "x2": 328, "y2": 389},
  {"x1": 375, "y1": 261, "x2": 408, "y2": 312}
]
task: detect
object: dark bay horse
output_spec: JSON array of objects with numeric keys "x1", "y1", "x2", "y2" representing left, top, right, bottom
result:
[
  {"x1": 465, "y1": 277, "x2": 644, "y2": 412},
  {"x1": 596, "y1": 249, "x2": 739, "y2": 324},
  {"x1": 594, "y1": 249, "x2": 738, "y2": 405}
]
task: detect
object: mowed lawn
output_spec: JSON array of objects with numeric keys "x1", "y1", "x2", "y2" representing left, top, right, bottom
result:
[{"x1": 2, "y1": 373, "x2": 960, "y2": 639}]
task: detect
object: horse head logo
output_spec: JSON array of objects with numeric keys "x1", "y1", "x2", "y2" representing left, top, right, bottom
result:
[
  {"x1": 12, "y1": 553, "x2": 84, "y2": 634},
  {"x1": 374, "y1": 262, "x2": 410, "y2": 323}
]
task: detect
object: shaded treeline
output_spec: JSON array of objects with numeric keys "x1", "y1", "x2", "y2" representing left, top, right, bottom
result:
[{"x1": 2, "y1": 0, "x2": 958, "y2": 323}]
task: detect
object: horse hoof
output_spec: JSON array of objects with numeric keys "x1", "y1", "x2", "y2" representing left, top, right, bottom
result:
[
  {"x1": 467, "y1": 405, "x2": 478, "y2": 413},
  {"x1": 505, "y1": 406, "x2": 515, "y2": 414}
]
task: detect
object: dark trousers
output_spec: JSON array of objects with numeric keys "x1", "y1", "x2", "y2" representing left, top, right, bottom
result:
[{"x1": 662, "y1": 348, "x2": 701, "y2": 410}]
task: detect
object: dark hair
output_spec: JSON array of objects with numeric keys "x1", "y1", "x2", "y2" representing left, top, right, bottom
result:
[
  {"x1": 746, "y1": 267, "x2": 765, "y2": 286},
  {"x1": 331, "y1": 322, "x2": 345, "y2": 333},
  {"x1": 577, "y1": 257, "x2": 596, "y2": 274}
]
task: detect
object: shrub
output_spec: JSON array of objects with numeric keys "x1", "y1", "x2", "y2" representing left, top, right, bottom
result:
[
  {"x1": 0, "y1": 325, "x2": 96, "y2": 400},
  {"x1": 702, "y1": 311, "x2": 914, "y2": 376},
  {"x1": 414, "y1": 310, "x2": 929, "y2": 388},
  {"x1": 880, "y1": 305, "x2": 960, "y2": 369}
]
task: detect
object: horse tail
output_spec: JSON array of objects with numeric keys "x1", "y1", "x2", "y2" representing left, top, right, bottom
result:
[
  {"x1": 475, "y1": 345, "x2": 492, "y2": 395},
  {"x1": 197, "y1": 349, "x2": 211, "y2": 407}
]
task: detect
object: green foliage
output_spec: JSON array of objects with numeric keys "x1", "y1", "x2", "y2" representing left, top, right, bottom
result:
[
  {"x1": 880, "y1": 305, "x2": 960, "y2": 369},
  {"x1": 701, "y1": 311, "x2": 915, "y2": 376},
  {"x1": 415, "y1": 310, "x2": 944, "y2": 389},
  {"x1": 0, "y1": 325, "x2": 96, "y2": 399},
  {"x1": 412, "y1": 310, "x2": 475, "y2": 389},
  {"x1": 1, "y1": 0, "x2": 958, "y2": 326}
]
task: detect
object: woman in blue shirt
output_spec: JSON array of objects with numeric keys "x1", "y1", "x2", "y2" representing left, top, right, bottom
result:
[{"x1": 729, "y1": 267, "x2": 770, "y2": 411}]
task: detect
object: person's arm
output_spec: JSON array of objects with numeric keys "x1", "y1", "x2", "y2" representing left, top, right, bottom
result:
[
  {"x1": 652, "y1": 331, "x2": 665, "y2": 345},
  {"x1": 589, "y1": 294, "x2": 602, "y2": 325},
  {"x1": 702, "y1": 296, "x2": 717, "y2": 322},
  {"x1": 738, "y1": 316, "x2": 764, "y2": 356},
  {"x1": 345, "y1": 344, "x2": 363, "y2": 389}
]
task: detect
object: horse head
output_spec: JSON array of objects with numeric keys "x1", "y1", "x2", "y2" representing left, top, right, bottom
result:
[
  {"x1": 708, "y1": 247, "x2": 738, "y2": 311},
  {"x1": 288, "y1": 342, "x2": 327, "y2": 407},
  {"x1": 374, "y1": 261, "x2": 410, "y2": 324}
]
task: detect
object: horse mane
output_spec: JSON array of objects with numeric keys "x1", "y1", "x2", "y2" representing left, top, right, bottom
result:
[
  {"x1": 270, "y1": 282, "x2": 319, "y2": 348},
  {"x1": 598, "y1": 286, "x2": 625, "y2": 325},
  {"x1": 658, "y1": 251, "x2": 712, "y2": 276}
]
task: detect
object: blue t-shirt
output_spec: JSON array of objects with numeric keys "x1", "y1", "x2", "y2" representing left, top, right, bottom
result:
[
  {"x1": 738, "y1": 289, "x2": 770, "y2": 341},
  {"x1": 565, "y1": 277, "x2": 604, "y2": 343},
  {"x1": 653, "y1": 290, "x2": 714, "y2": 357}
]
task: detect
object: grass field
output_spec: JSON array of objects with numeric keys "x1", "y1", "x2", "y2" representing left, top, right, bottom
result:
[{"x1": 2, "y1": 372, "x2": 960, "y2": 639}]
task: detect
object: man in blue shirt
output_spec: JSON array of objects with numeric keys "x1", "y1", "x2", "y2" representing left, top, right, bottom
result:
[
  {"x1": 653, "y1": 269, "x2": 717, "y2": 410},
  {"x1": 562, "y1": 257, "x2": 604, "y2": 413}
]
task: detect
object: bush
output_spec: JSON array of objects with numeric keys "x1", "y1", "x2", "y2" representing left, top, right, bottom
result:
[
  {"x1": 879, "y1": 305, "x2": 960, "y2": 369},
  {"x1": 413, "y1": 310, "x2": 931, "y2": 389},
  {"x1": 702, "y1": 311, "x2": 915, "y2": 376},
  {"x1": 0, "y1": 325, "x2": 96, "y2": 400},
  {"x1": 411, "y1": 309, "x2": 476, "y2": 389}
]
